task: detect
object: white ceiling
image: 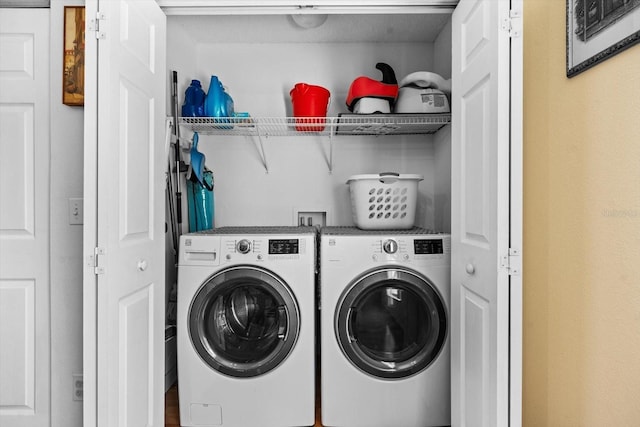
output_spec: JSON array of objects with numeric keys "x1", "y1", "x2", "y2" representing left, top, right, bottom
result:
[{"x1": 169, "y1": 13, "x2": 451, "y2": 44}]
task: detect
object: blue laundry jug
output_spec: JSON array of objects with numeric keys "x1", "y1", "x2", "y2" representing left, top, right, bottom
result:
[
  {"x1": 204, "y1": 76, "x2": 234, "y2": 118},
  {"x1": 182, "y1": 79, "x2": 206, "y2": 117}
]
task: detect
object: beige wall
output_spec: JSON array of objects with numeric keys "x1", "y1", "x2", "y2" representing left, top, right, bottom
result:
[{"x1": 523, "y1": 0, "x2": 640, "y2": 425}]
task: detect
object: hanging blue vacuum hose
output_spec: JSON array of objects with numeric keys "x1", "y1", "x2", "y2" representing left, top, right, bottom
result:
[
  {"x1": 187, "y1": 169, "x2": 214, "y2": 232},
  {"x1": 186, "y1": 132, "x2": 214, "y2": 232}
]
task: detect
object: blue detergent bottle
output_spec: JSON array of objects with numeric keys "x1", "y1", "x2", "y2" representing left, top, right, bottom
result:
[
  {"x1": 204, "y1": 76, "x2": 234, "y2": 118},
  {"x1": 181, "y1": 79, "x2": 206, "y2": 117}
]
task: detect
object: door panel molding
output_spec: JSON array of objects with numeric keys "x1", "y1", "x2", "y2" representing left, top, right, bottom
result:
[
  {"x1": 0, "y1": 104, "x2": 35, "y2": 238},
  {"x1": 0, "y1": 279, "x2": 35, "y2": 414}
]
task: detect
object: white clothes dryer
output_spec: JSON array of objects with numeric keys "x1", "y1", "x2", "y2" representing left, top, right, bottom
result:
[
  {"x1": 320, "y1": 227, "x2": 451, "y2": 427},
  {"x1": 177, "y1": 226, "x2": 316, "y2": 427}
]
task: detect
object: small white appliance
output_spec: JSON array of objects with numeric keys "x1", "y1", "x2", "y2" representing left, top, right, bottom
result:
[
  {"x1": 177, "y1": 226, "x2": 316, "y2": 427},
  {"x1": 394, "y1": 86, "x2": 450, "y2": 113},
  {"x1": 394, "y1": 71, "x2": 451, "y2": 114},
  {"x1": 320, "y1": 227, "x2": 451, "y2": 427}
]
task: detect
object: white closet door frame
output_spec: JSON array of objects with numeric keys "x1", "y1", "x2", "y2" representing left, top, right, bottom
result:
[{"x1": 509, "y1": 0, "x2": 524, "y2": 425}]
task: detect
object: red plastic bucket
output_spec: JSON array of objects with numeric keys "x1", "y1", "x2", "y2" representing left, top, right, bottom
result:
[{"x1": 290, "y1": 83, "x2": 330, "y2": 132}]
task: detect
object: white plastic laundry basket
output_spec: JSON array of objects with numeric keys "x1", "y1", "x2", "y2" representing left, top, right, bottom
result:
[{"x1": 347, "y1": 173, "x2": 423, "y2": 230}]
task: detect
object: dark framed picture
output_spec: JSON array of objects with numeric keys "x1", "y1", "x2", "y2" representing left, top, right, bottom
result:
[
  {"x1": 63, "y1": 6, "x2": 85, "y2": 106},
  {"x1": 566, "y1": 0, "x2": 640, "y2": 77}
]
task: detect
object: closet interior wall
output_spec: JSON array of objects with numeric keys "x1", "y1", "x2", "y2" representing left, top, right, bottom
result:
[{"x1": 166, "y1": 13, "x2": 453, "y2": 230}]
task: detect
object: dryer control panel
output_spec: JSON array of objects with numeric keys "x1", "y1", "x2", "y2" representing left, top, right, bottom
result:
[
  {"x1": 368, "y1": 235, "x2": 451, "y2": 264},
  {"x1": 414, "y1": 238, "x2": 445, "y2": 255}
]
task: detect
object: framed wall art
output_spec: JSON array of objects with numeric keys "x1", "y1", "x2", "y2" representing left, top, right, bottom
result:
[
  {"x1": 63, "y1": 6, "x2": 85, "y2": 105},
  {"x1": 567, "y1": 0, "x2": 640, "y2": 77}
]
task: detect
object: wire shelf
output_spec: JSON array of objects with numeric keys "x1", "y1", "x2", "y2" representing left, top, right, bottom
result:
[{"x1": 179, "y1": 113, "x2": 451, "y2": 137}]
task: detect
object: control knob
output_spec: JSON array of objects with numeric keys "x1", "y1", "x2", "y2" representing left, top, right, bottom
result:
[
  {"x1": 382, "y1": 239, "x2": 398, "y2": 254},
  {"x1": 236, "y1": 239, "x2": 252, "y2": 254}
]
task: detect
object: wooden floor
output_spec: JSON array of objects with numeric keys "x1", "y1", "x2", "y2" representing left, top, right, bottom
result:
[
  {"x1": 164, "y1": 384, "x2": 180, "y2": 427},
  {"x1": 165, "y1": 383, "x2": 323, "y2": 427}
]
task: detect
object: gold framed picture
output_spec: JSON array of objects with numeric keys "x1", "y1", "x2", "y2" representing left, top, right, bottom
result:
[{"x1": 63, "y1": 6, "x2": 85, "y2": 106}]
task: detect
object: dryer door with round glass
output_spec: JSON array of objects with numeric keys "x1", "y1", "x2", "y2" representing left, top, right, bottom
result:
[
  {"x1": 189, "y1": 265, "x2": 300, "y2": 377},
  {"x1": 335, "y1": 267, "x2": 447, "y2": 379}
]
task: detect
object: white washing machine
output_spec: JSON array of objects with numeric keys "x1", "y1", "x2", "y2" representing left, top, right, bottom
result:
[
  {"x1": 320, "y1": 227, "x2": 451, "y2": 427},
  {"x1": 177, "y1": 226, "x2": 317, "y2": 427}
]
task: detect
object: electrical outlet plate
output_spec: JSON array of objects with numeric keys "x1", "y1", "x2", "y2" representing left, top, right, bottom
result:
[
  {"x1": 293, "y1": 208, "x2": 328, "y2": 227},
  {"x1": 72, "y1": 374, "x2": 83, "y2": 401}
]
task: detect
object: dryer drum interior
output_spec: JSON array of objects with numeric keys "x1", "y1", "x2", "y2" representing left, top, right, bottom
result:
[
  {"x1": 189, "y1": 265, "x2": 300, "y2": 378},
  {"x1": 336, "y1": 267, "x2": 447, "y2": 379}
]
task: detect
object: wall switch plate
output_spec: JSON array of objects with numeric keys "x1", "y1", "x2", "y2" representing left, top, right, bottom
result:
[
  {"x1": 72, "y1": 374, "x2": 83, "y2": 401},
  {"x1": 68, "y1": 198, "x2": 83, "y2": 225}
]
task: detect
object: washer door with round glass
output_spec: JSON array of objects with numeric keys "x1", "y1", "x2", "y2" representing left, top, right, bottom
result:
[
  {"x1": 189, "y1": 265, "x2": 300, "y2": 378},
  {"x1": 335, "y1": 267, "x2": 447, "y2": 379}
]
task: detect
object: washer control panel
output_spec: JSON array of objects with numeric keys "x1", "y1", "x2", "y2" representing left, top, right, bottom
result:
[
  {"x1": 222, "y1": 236, "x2": 307, "y2": 262},
  {"x1": 268, "y1": 239, "x2": 299, "y2": 255}
]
